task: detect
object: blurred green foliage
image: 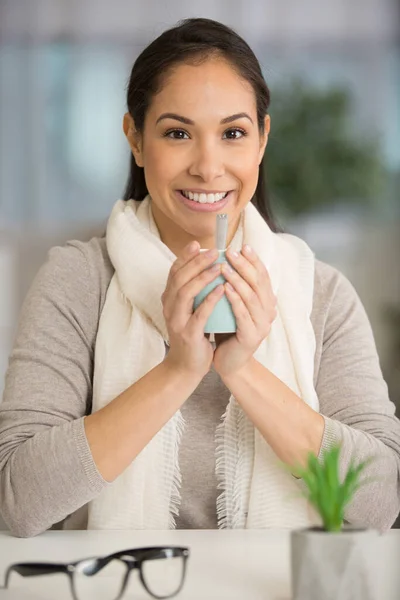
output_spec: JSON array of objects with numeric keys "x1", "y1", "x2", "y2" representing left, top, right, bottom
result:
[
  {"x1": 292, "y1": 444, "x2": 372, "y2": 532},
  {"x1": 265, "y1": 79, "x2": 385, "y2": 217}
]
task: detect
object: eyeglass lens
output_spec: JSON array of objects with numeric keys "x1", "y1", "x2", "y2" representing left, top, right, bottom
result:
[
  {"x1": 141, "y1": 554, "x2": 186, "y2": 598},
  {"x1": 72, "y1": 558, "x2": 127, "y2": 600},
  {"x1": 71, "y1": 553, "x2": 186, "y2": 600}
]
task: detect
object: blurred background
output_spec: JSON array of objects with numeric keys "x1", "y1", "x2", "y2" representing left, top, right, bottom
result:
[{"x1": 0, "y1": 0, "x2": 399, "y2": 514}]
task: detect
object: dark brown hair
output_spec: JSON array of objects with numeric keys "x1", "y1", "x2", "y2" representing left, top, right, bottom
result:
[{"x1": 123, "y1": 17, "x2": 279, "y2": 231}]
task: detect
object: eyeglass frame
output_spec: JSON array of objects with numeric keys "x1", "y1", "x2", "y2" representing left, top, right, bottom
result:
[{"x1": 4, "y1": 545, "x2": 190, "y2": 600}]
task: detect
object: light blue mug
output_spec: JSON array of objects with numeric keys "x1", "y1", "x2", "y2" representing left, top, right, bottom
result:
[{"x1": 193, "y1": 250, "x2": 237, "y2": 334}]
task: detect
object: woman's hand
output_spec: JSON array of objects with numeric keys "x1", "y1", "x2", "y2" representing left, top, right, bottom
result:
[
  {"x1": 162, "y1": 241, "x2": 224, "y2": 381},
  {"x1": 213, "y1": 244, "x2": 277, "y2": 378}
]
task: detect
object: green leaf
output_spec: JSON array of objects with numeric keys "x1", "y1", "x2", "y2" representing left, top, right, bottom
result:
[
  {"x1": 339, "y1": 458, "x2": 372, "y2": 507},
  {"x1": 285, "y1": 445, "x2": 375, "y2": 532}
]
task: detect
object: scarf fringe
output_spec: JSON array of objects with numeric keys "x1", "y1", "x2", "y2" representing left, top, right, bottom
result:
[
  {"x1": 216, "y1": 400, "x2": 255, "y2": 528},
  {"x1": 167, "y1": 411, "x2": 185, "y2": 529},
  {"x1": 215, "y1": 407, "x2": 229, "y2": 529}
]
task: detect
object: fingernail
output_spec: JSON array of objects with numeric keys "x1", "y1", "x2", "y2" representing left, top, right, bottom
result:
[
  {"x1": 243, "y1": 244, "x2": 252, "y2": 254},
  {"x1": 230, "y1": 251, "x2": 239, "y2": 259}
]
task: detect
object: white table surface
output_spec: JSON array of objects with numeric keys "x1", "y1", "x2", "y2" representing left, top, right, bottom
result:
[{"x1": 0, "y1": 529, "x2": 400, "y2": 600}]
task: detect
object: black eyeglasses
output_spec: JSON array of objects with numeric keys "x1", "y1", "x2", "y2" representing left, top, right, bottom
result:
[{"x1": 4, "y1": 545, "x2": 190, "y2": 600}]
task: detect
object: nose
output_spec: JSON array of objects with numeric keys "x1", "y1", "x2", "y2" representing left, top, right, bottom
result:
[{"x1": 188, "y1": 139, "x2": 225, "y2": 182}]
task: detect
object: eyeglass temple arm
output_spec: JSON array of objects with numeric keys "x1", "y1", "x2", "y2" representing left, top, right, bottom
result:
[
  {"x1": 109, "y1": 547, "x2": 189, "y2": 562},
  {"x1": 80, "y1": 557, "x2": 114, "y2": 576},
  {"x1": 4, "y1": 563, "x2": 69, "y2": 588}
]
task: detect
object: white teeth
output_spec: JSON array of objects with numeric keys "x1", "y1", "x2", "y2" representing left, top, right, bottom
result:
[{"x1": 181, "y1": 191, "x2": 228, "y2": 203}]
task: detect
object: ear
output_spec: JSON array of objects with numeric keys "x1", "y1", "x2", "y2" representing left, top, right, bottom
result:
[
  {"x1": 123, "y1": 112, "x2": 144, "y2": 167},
  {"x1": 258, "y1": 115, "x2": 271, "y2": 164}
]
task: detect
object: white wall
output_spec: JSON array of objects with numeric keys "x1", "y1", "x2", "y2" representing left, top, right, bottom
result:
[
  {"x1": 0, "y1": 239, "x2": 17, "y2": 399},
  {"x1": 292, "y1": 214, "x2": 400, "y2": 380},
  {"x1": 1, "y1": 0, "x2": 398, "y2": 42}
]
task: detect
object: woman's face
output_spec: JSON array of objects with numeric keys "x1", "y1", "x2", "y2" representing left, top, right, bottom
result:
[{"x1": 124, "y1": 57, "x2": 270, "y2": 254}]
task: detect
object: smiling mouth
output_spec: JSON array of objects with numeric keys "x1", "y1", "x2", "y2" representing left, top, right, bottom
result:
[{"x1": 179, "y1": 190, "x2": 231, "y2": 204}]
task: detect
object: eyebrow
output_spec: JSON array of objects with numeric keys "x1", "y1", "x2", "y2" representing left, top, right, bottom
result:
[{"x1": 155, "y1": 112, "x2": 254, "y2": 126}]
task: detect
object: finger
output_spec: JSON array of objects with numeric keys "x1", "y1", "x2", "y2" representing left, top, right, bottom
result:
[
  {"x1": 225, "y1": 246, "x2": 275, "y2": 308},
  {"x1": 166, "y1": 248, "x2": 219, "y2": 300},
  {"x1": 243, "y1": 244, "x2": 274, "y2": 292},
  {"x1": 166, "y1": 262, "x2": 222, "y2": 321},
  {"x1": 223, "y1": 282, "x2": 256, "y2": 333},
  {"x1": 225, "y1": 246, "x2": 257, "y2": 283},
  {"x1": 187, "y1": 284, "x2": 225, "y2": 336},
  {"x1": 166, "y1": 240, "x2": 200, "y2": 288},
  {"x1": 225, "y1": 280, "x2": 275, "y2": 340},
  {"x1": 163, "y1": 241, "x2": 208, "y2": 313},
  {"x1": 222, "y1": 267, "x2": 277, "y2": 335},
  {"x1": 221, "y1": 263, "x2": 263, "y2": 324}
]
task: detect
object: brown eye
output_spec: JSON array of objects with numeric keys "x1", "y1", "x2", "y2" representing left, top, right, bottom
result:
[
  {"x1": 223, "y1": 128, "x2": 247, "y2": 140},
  {"x1": 164, "y1": 129, "x2": 189, "y2": 140}
]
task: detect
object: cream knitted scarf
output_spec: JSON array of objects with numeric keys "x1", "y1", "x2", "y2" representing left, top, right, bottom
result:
[{"x1": 87, "y1": 195, "x2": 320, "y2": 530}]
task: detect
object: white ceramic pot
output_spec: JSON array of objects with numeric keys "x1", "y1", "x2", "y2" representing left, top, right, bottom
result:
[{"x1": 291, "y1": 526, "x2": 379, "y2": 600}]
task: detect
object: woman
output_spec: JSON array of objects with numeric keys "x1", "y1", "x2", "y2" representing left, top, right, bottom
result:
[{"x1": 0, "y1": 18, "x2": 399, "y2": 537}]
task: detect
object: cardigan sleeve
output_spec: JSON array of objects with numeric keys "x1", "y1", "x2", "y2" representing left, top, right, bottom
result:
[
  {"x1": 311, "y1": 260, "x2": 400, "y2": 531},
  {"x1": 0, "y1": 239, "x2": 112, "y2": 537}
]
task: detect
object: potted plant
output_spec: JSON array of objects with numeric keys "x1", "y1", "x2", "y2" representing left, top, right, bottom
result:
[
  {"x1": 265, "y1": 78, "x2": 385, "y2": 223},
  {"x1": 290, "y1": 444, "x2": 379, "y2": 600}
]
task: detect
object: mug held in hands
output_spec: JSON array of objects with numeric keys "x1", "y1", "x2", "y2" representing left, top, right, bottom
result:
[{"x1": 193, "y1": 250, "x2": 237, "y2": 334}]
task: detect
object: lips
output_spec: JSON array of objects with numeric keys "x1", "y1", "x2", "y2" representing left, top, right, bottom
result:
[{"x1": 176, "y1": 190, "x2": 232, "y2": 213}]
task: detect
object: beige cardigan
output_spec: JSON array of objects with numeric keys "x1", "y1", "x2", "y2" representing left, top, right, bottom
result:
[{"x1": 0, "y1": 236, "x2": 399, "y2": 536}]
